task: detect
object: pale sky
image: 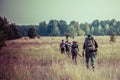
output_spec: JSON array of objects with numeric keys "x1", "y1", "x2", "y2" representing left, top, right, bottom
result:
[{"x1": 0, "y1": 0, "x2": 120, "y2": 25}]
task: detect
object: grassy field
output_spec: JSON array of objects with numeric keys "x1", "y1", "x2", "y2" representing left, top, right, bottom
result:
[{"x1": 0, "y1": 36, "x2": 120, "y2": 80}]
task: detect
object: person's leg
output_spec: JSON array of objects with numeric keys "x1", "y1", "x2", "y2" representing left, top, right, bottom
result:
[
  {"x1": 66, "y1": 50, "x2": 68, "y2": 55},
  {"x1": 85, "y1": 53, "x2": 89, "y2": 69},
  {"x1": 66, "y1": 51, "x2": 70, "y2": 57},
  {"x1": 72, "y1": 53, "x2": 76, "y2": 64},
  {"x1": 74, "y1": 54, "x2": 77, "y2": 64},
  {"x1": 90, "y1": 54, "x2": 95, "y2": 71},
  {"x1": 61, "y1": 48, "x2": 64, "y2": 54},
  {"x1": 68, "y1": 50, "x2": 70, "y2": 57},
  {"x1": 63, "y1": 48, "x2": 65, "y2": 54},
  {"x1": 72, "y1": 53, "x2": 74, "y2": 61}
]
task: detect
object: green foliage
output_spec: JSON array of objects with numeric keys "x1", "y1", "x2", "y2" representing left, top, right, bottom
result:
[
  {"x1": 109, "y1": 29, "x2": 116, "y2": 42},
  {"x1": 78, "y1": 29, "x2": 85, "y2": 36},
  {"x1": 18, "y1": 19, "x2": 120, "y2": 36},
  {"x1": 80, "y1": 22, "x2": 90, "y2": 35},
  {"x1": 69, "y1": 21, "x2": 82, "y2": 36},
  {"x1": 9, "y1": 23, "x2": 22, "y2": 39},
  {"x1": 47, "y1": 20, "x2": 60, "y2": 36},
  {"x1": 0, "y1": 16, "x2": 26, "y2": 40},
  {"x1": 104, "y1": 24, "x2": 110, "y2": 35},
  {"x1": 66, "y1": 25, "x2": 76, "y2": 39},
  {"x1": 0, "y1": 17, "x2": 8, "y2": 49},
  {"x1": 39, "y1": 21, "x2": 48, "y2": 36},
  {"x1": 69, "y1": 20, "x2": 79, "y2": 30},
  {"x1": 28, "y1": 27, "x2": 38, "y2": 39},
  {"x1": 58, "y1": 20, "x2": 68, "y2": 36},
  {"x1": 1, "y1": 16, "x2": 120, "y2": 37},
  {"x1": 0, "y1": 31, "x2": 7, "y2": 49},
  {"x1": 65, "y1": 33, "x2": 70, "y2": 41},
  {"x1": 49, "y1": 27, "x2": 60, "y2": 36},
  {"x1": 90, "y1": 26, "x2": 94, "y2": 35},
  {"x1": 92, "y1": 19, "x2": 100, "y2": 27}
]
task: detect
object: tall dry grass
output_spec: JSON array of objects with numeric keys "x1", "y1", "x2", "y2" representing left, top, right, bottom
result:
[{"x1": 0, "y1": 36, "x2": 120, "y2": 80}]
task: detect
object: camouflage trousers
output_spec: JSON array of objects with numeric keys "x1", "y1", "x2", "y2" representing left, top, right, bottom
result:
[{"x1": 85, "y1": 52, "x2": 95, "y2": 69}]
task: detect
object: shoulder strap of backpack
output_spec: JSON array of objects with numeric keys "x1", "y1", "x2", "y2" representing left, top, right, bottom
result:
[
  {"x1": 91, "y1": 37, "x2": 95, "y2": 46},
  {"x1": 85, "y1": 37, "x2": 95, "y2": 47}
]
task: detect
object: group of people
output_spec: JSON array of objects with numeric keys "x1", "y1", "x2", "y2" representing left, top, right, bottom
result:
[{"x1": 59, "y1": 34, "x2": 98, "y2": 71}]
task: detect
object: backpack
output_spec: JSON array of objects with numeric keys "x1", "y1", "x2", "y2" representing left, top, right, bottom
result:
[
  {"x1": 60, "y1": 43, "x2": 65, "y2": 49},
  {"x1": 65, "y1": 42, "x2": 71, "y2": 51},
  {"x1": 85, "y1": 37, "x2": 95, "y2": 53},
  {"x1": 72, "y1": 43, "x2": 78, "y2": 53}
]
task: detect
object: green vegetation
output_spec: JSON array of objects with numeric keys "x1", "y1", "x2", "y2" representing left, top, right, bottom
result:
[
  {"x1": 1, "y1": 16, "x2": 120, "y2": 41},
  {"x1": 0, "y1": 17, "x2": 8, "y2": 49},
  {"x1": 0, "y1": 16, "x2": 25, "y2": 40},
  {"x1": 0, "y1": 31, "x2": 7, "y2": 49},
  {"x1": 0, "y1": 16, "x2": 120, "y2": 80},
  {"x1": 37, "y1": 19, "x2": 120, "y2": 36},
  {"x1": 0, "y1": 36, "x2": 120, "y2": 80},
  {"x1": 28, "y1": 26, "x2": 39, "y2": 39},
  {"x1": 109, "y1": 28, "x2": 116, "y2": 42}
]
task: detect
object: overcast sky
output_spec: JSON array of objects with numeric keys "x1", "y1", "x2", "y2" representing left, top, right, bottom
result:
[{"x1": 0, "y1": 0, "x2": 120, "y2": 25}]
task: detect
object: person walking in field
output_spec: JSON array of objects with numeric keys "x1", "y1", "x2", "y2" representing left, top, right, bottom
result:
[
  {"x1": 82, "y1": 34, "x2": 98, "y2": 71},
  {"x1": 71, "y1": 41, "x2": 79, "y2": 64},
  {"x1": 65, "y1": 40, "x2": 71, "y2": 57},
  {"x1": 60, "y1": 40, "x2": 65, "y2": 54}
]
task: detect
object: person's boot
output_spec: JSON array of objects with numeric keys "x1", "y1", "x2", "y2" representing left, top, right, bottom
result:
[
  {"x1": 86, "y1": 64, "x2": 89, "y2": 69},
  {"x1": 75, "y1": 60, "x2": 77, "y2": 65},
  {"x1": 92, "y1": 65, "x2": 95, "y2": 71}
]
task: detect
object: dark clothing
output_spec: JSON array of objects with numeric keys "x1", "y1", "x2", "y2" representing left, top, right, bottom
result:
[
  {"x1": 60, "y1": 43, "x2": 65, "y2": 54},
  {"x1": 72, "y1": 53, "x2": 77, "y2": 60},
  {"x1": 65, "y1": 43, "x2": 71, "y2": 51},
  {"x1": 71, "y1": 43, "x2": 79, "y2": 59},
  {"x1": 83, "y1": 37, "x2": 98, "y2": 70},
  {"x1": 71, "y1": 44, "x2": 78, "y2": 54},
  {"x1": 64, "y1": 42, "x2": 71, "y2": 57},
  {"x1": 61, "y1": 48, "x2": 65, "y2": 54},
  {"x1": 83, "y1": 40, "x2": 98, "y2": 49},
  {"x1": 60, "y1": 43, "x2": 65, "y2": 48},
  {"x1": 85, "y1": 53, "x2": 95, "y2": 65}
]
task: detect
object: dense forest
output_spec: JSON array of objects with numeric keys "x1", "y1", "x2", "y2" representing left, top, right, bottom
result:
[{"x1": 0, "y1": 16, "x2": 120, "y2": 40}]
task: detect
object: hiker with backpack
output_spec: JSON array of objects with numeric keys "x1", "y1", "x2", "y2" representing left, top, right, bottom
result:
[
  {"x1": 71, "y1": 41, "x2": 79, "y2": 64},
  {"x1": 60, "y1": 40, "x2": 65, "y2": 54},
  {"x1": 82, "y1": 34, "x2": 98, "y2": 71},
  {"x1": 65, "y1": 40, "x2": 71, "y2": 57}
]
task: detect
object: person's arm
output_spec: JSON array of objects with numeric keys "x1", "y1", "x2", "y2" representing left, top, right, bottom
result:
[
  {"x1": 94, "y1": 40, "x2": 98, "y2": 48},
  {"x1": 59, "y1": 43, "x2": 62, "y2": 51},
  {"x1": 78, "y1": 46, "x2": 79, "y2": 52},
  {"x1": 82, "y1": 43, "x2": 86, "y2": 57},
  {"x1": 59, "y1": 43, "x2": 61, "y2": 47},
  {"x1": 76, "y1": 43, "x2": 79, "y2": 52},
  {"x1": 83, "y1": 43, "x2": 85, "y2": 49}
]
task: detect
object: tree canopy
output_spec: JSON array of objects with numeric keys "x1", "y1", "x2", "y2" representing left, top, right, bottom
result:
[{"x1": 1, "y1": 16, "x2": 120, "y2": 40}]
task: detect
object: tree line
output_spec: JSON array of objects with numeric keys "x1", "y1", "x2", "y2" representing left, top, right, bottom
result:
[
  {"x1": 1, "y1": 16, "x2": 119, "y2": 48},
  {"x1": 30, "y1": 19, "x2": 120, "y2": 37},
  {"x1": 1, "y1": 16, "x2": 120, "y2": 41}
]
